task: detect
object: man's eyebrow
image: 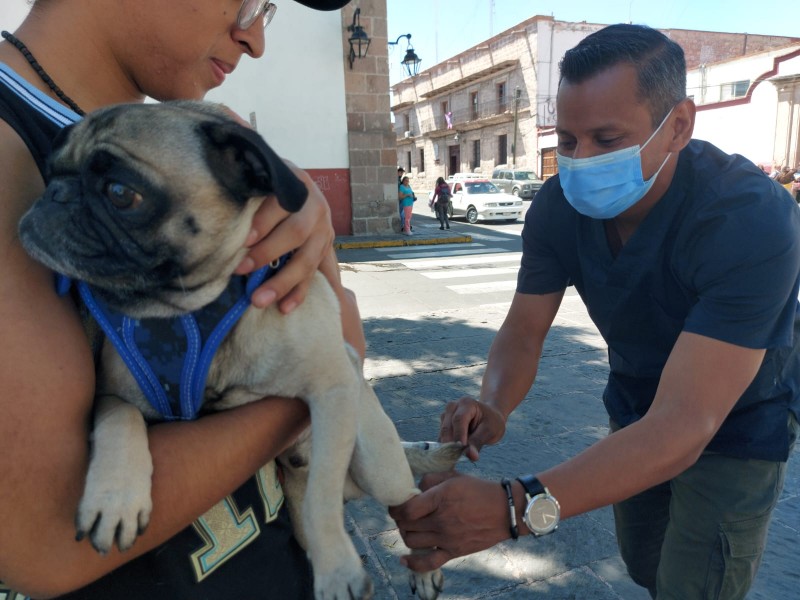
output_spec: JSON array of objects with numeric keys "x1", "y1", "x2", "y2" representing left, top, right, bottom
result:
[{"x1": 556, "y1": 124, "x2": 627, "y2": 135}]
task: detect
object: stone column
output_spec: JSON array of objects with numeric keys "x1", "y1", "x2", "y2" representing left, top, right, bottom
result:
[{"x1": 341, "y1": 0, "x2": 399, "y2": 235}]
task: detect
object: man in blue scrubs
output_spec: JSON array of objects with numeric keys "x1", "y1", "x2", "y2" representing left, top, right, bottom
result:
[{"x1": 390, "y1": 24, "x2": 800, "y2": 599}]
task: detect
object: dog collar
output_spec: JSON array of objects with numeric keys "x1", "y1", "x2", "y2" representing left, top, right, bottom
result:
[{"x1": 57, "y1": 256, "x2": 289, "y2": 421}]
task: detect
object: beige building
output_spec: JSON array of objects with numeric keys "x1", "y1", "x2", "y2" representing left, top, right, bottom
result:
[{"x1": 392, "y1": 16, "x2": 800, "y2": 193}]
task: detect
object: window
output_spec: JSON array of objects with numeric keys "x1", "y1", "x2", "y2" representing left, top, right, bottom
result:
[
  {"x1": 419, "y1": 148, "x2": 425, "y2": 173},
  {"x1": 441, "y1": 101, "x2": 450, "y2": 129},
  {"x1": 498, "y1": 134, "x2": 508, "y2": 165},
  {"x1": 406, "y1": 151, "x2": 411, "y2": 172},
  {"x1": 731, "y1": 80, "x2": 749, "y2": 98},
  {"x1": 471, "y1": 140, "x2": 481, "y2": 170},
  {"x1": 470, "y1": 91, "x2": 479, "y2": 120},
  {"x1": 721, "y1": 80, "x2": 750, "y2": 101},
  {"x1": 497, "y1": 82, "x2": 507, "y2": 113},
  {"x1": 403, "y1": 113, "x2": 411, "y2": 134}
]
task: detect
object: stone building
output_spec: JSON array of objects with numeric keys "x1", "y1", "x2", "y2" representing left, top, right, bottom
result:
[{"x1": 391, "y1": 16, "x2": 800, "y2": 193}]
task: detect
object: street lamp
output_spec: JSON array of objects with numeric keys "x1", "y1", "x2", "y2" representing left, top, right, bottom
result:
[
  {"x1": 346, "y1": 8, "x2": 371, "y2": 69},
  {"x1": 389, "y1": 34, "x2": 422, "y2": 77}
]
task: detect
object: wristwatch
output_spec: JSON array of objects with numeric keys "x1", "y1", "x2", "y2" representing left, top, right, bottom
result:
[{"x1": 517, "y1": 475, "x2": 560, "y2": 536}]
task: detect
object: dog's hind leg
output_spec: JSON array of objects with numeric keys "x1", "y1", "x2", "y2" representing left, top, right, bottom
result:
[
  {"x1": 346, "y1": 382, "x2": 464, "y2": 600},
  {"x1": 302, "y1": 379, "x2": 374, "y2": 600}
]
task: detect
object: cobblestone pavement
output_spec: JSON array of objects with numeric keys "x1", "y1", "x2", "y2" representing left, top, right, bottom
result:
[{"x1": 342, "y1": 296, "x2": 800, "y2": 599}]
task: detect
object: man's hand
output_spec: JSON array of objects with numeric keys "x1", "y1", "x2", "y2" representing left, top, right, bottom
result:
[
  {"x1": 389, "y1": 472, "x2": 511, "y2": 572},
  {"x1": 439, "y1": 397, "x2": 507, "y2": 461}
]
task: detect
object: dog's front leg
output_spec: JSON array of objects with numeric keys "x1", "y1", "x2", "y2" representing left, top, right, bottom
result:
[{"x1": 76, "y1": 394, "x2": 153, "y2": 554}]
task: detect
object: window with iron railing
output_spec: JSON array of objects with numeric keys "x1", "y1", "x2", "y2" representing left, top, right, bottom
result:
[
  {"x1": 405, "y1": 94, "x2": 531, "y2": 137},
  {"x1": 497, "y1": 82, "x2": 507, "y2": 114}
]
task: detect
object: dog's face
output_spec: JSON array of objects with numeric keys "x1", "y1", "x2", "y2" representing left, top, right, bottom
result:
[{"x1": 19, "y1": 101, "x2": 307, "y2": 317}]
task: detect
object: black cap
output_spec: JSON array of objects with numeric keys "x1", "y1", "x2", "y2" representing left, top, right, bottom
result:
[{"x1": 293, "y1": 0, "x2": 352, "y2": 9}]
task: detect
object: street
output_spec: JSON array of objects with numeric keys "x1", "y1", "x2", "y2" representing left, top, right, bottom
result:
[{"x1": 334, "y1": 209, "x2": 800, "y2": 599}]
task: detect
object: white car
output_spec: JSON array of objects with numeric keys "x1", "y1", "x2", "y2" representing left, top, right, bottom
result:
[{"x1": 449, "y1": 179, "x2": 523, "y2": 223}]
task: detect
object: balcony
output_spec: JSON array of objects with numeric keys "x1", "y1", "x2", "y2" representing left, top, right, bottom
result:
[{"x1": 395, "y1": 94, "x2": 531, "y2": 141}]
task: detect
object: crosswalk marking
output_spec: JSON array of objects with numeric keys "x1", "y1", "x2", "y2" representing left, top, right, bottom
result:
[
  {"x1": 420, "y1": 266, "x2": 519, "y2": 279},
  {"x1": 447, "y1": 280, "x2": 518, "y2": 294},
  {"x1": 381, "y1": 247, "x2": 509, "y2": 260},
  {"x1": 468, "y1": 231, "x2": 521, "y2": 241},
  {"x1": 359, "y1": 243, "x2": 523, "y2": 297},
  {"x1": 402, "y1": 252, "x2": 522, "y2": 269},
  {"x1": 374, "y1": 243, "x2": 486, "y2": 253}
]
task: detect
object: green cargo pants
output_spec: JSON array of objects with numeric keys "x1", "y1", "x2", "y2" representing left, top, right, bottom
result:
[{"x1": 611, "y1": 414, "x2": 798, "y2": 600}]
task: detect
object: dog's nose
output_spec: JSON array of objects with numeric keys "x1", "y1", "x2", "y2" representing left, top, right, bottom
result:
[{"x1": 44, "y1": 178, "x2": 80, "y2": 204}]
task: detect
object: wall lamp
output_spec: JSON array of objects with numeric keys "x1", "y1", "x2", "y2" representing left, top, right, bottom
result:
[
  {"x1": 389, "y1": 34, "x2": 422, "y2": 77},
  {"x1": 346, "y1": 8, "x2": 371, "y2": 69}
]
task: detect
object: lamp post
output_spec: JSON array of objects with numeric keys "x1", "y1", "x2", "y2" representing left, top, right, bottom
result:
[
  {"x1": 346, "y1": 8, "x2": 370, "y2": 69},
  {"x1": 512, "y1": 87, "x2": 521, "y2": 167},
  {"x1": 389, "y1": 34, "x2": 421, "y2": 77}
]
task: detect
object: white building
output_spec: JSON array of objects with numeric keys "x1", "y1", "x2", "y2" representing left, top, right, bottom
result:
[
  {"x1": 392, "y1": 16, "x2": 800, "y2": 191},
  {"x1": 688, "y1": 45, "x2": 800, "y2": 170}
]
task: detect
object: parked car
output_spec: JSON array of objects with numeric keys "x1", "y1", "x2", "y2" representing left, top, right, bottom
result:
[
  {"x1": 449, "y1": 179, "x2": 523, "y2": 223},
  {"x1": 491, "y1": 168, "x2": 544, "y2": 199}
]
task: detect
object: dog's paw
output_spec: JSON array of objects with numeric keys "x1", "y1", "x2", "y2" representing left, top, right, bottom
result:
[
  {"x1": 314, "y1": 566, "x2": 373, "y2": 600},
  {"x1": 402, "y1": 441, "x2": 466, "y2": 478},
  {"x1": 409, "y1": 569, "x2": 444, "y2": 600},
  {"x1": 75, "y1": 456, "x2": 153, "y2": 553}
]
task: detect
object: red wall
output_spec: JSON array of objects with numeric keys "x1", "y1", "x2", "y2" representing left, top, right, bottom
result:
[{"x1": 306, "y1": 168, "x2": 352, "y2": 236}]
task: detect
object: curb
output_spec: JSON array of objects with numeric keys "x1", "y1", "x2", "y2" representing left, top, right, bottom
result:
[{"x1": 334, "y1": 234, "x2": 472, "y2": 250}]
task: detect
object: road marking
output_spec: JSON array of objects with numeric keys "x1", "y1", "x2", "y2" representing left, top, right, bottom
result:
[
  {"x1": 381, "y1": 247, "x2": 508, "y2": 260},
  {"x1": 447, "y1": 280, "x2": 518, "y2": 294},
  {"x1": 420, "y1": 266, "x2": 520, "y2": 279},
  {"x1": 402, "y1": 252, "x2": 522, "y2": 269},
  {"x1": 468, "y1": 232, "x2": 521, "y2": 241},
  {"x1": 374, "y1": 242, "x2": 486, "y2": 253}
]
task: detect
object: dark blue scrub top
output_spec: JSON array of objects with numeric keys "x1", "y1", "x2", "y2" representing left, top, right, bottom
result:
[{"x1": 519, "y1": 140, "x2": 800, "y2": 461}]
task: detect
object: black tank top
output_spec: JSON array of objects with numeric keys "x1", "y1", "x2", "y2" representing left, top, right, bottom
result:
[{"x1": 0, "y1": 63, "x2": 313, "y2": 600}]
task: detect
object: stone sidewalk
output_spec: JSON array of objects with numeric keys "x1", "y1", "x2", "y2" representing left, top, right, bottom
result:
[{"x1": 339, "y1": 295, "x2": 800, "y2": 599}]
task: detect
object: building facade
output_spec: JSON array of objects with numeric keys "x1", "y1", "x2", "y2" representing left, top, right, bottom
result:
[
  {"x1": 392, "y1": 16, "x2": 800, "y2": 193},
  {"x1": 688, "y1": 45, "x2": 800, "y2": 170}
]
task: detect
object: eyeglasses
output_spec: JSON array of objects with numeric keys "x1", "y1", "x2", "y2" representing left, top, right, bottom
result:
[{"x1": 237, "y1": 0, "x2": 277, "y2": 30}]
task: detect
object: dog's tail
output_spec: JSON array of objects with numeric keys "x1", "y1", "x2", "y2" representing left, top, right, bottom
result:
[{"x1": 401, "y1": 441, "x2": 465, "y2": 478}]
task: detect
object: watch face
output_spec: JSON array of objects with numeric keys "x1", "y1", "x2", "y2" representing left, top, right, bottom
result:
[{"x1": 525, "y1": 495, "x2": 560, "y2": 535}]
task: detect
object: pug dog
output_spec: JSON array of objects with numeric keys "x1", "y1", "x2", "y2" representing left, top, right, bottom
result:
[{"x1": 18, "y1": 101, "x2": 463, "y2": 600}]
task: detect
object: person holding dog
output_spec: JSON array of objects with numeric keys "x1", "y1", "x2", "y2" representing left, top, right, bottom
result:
[
  {"x1": 0, "y1": 1, "x2": 364, "y2": 598},
  {"x1": 390, "y1": 24, "x2": 800, "y2": 599}
]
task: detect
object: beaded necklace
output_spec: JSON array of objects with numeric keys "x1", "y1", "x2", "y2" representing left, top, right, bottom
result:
[{"x1": 2, "y1": 30, "x2": 85, "y2": 116}]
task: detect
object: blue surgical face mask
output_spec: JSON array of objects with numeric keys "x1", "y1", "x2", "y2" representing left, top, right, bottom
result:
[{"x1": 557, "y1": 108, "x2": 674, "y2": 219}]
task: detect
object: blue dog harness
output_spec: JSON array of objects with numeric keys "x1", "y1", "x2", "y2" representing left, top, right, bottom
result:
[{"x1": 58, "y1": 256, "x2": 289, "y2": 421}]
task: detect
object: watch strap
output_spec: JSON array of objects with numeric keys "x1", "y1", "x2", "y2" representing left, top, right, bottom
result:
[{"x1": 516, "y1": 474, "x2": 546, "y2": 500}]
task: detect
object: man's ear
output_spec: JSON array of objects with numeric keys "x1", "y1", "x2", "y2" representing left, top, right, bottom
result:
[
  {"x1": 198, "y1": 120, "x2": 308, "y2": 212},
  {"x1": 667, "y1": 98, "x2": 696, "y2": 152}
]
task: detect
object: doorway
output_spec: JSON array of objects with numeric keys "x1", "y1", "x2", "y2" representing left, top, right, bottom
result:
[{"x1": 448, "y1": 145, "x2": 460, "y2": 176}]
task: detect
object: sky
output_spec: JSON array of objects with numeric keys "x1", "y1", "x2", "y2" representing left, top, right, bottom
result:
[{"x1": 386, "y1": 0, "x2": 800, "y2": 84}]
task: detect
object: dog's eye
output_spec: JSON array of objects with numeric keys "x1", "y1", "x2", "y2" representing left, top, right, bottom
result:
[{"x1": 105, "y1": 182, "x2": 143, "y2": 210}]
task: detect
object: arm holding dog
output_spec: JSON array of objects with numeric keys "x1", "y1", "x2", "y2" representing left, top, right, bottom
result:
[{"x1": 0, "y1": 124, "x2": 314, "y2": 598}]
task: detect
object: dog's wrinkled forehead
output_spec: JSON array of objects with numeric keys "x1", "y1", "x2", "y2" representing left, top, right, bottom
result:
[{"x1": 51, "y1": 101, "x2": 308, "y2": 212}]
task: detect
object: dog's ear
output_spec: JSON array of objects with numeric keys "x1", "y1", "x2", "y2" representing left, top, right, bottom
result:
[
  {"x1": 44, "y1": 123, "x2": 78, "y2": 182},
  {"x1": 199, "y1": 120, "x2": 308, "y2": 212}
]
